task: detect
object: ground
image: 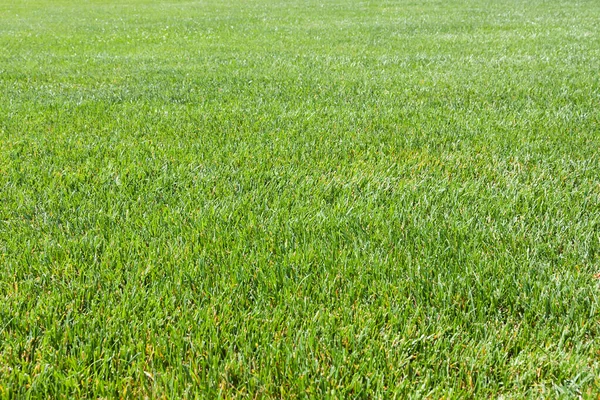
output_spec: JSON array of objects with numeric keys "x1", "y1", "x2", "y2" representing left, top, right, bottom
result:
[{"x1": 1, "y1": 0, "x2": 599, "y2": 397}]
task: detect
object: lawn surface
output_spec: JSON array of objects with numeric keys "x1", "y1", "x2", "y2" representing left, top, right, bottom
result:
[{"x1": 1, "y1": 0, "x2": 600, "y2": 397}]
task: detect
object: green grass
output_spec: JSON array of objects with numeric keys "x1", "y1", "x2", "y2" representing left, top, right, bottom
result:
[{"x1": 1, "y1": 0, "x2": 600, "y2": 397}]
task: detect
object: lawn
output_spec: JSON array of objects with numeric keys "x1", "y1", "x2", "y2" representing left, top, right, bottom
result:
[{"x1": 1, "y1": 0, "x2": 599, "y2": 397}]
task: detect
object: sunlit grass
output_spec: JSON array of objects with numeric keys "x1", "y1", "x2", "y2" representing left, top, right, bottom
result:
[{"x1": 1, "y1": 0, "x2": 599, "y2": 397}]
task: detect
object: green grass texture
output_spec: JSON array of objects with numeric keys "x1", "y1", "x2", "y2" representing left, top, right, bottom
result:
[{"x1": 1, "y1": 0, "x2": 599, "y2": 397}]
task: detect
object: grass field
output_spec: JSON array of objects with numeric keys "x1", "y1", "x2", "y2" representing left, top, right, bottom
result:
[{"x1": 1, "y1": 0, "x2": 600, "y2": 397}]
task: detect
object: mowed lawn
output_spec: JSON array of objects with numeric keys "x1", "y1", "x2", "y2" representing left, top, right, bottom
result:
[{"x1": 1, "y1": 0, "x2": 599, "y2": 397}]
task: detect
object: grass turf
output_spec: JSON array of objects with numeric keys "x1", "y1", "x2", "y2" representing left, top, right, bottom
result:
[{"x1": 1, "y1": 0, "x2": 600, "y2": 397}]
